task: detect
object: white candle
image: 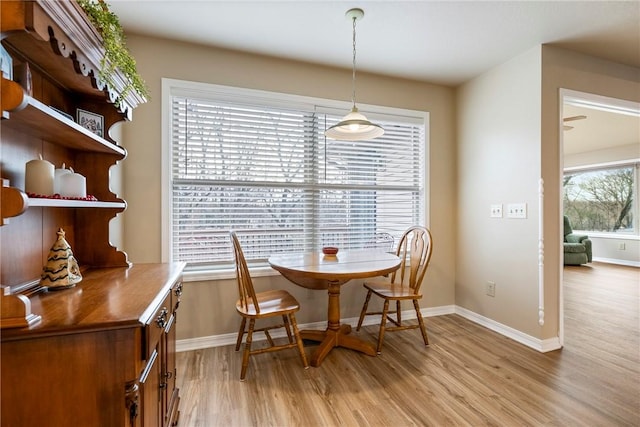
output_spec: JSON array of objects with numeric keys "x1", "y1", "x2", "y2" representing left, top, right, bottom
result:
[
  {"x1": 54, "y1": 163, "x2": 71, "y2": 195},
  {"x1": 25, "y1": 154, "x2": 54, "y2": 195},
  {"x1": 59, "y1": 168, "x2": 86, "y2": 198}
]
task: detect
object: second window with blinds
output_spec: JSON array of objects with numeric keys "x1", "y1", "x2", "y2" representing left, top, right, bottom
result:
[{"x1": 163, "y1": 79, "x2": 427, "y2": 269}]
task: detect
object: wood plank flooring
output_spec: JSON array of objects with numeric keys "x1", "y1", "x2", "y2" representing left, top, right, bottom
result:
[{"x1": 176, "y1": 262, "x2": 639, "y2": 426}]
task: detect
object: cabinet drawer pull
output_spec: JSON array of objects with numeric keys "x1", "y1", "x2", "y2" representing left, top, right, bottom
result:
[
  {"x1": 155, "y1": 307, "x2": 168, "y2": 328},
  {"x1": 125, "y1": 381, "x2": 139, "y2": 427},
  {"x1": 174, "y1": 282, "x2": 183, "y2": 297}
]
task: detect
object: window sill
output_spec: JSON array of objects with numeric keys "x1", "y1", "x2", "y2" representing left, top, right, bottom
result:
[
  {"x1": 183, "y1": 263, "x2": 277, "y2": 283},
  {"x1": 575, "y1": 231, "x2": 640, "y2": 241}
]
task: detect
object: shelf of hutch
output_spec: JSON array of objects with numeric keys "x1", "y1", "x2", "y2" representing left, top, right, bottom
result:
[
  {"x1": 27, "y1": 197, "x2": 127, "y2": 209},
  {"x1": 2, "y1": 77, "x2": 127, "y2": 156},
  {"x1": 1, "y1": 194, "x2": 126, "y2": 225}
]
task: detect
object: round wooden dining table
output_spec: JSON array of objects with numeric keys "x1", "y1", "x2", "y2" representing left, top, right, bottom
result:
[{"x1": 268, "y1": 249, "x2": 400, "y2": 367}]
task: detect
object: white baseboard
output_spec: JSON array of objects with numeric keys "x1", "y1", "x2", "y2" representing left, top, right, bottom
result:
[
  {"x1": 177, "y1": 305, "x2": 455, "y2": 352},
  {"x1": 176, "y1": 304, "x2": 562, "y2": 353},
  {"x1": 593, "y1": 257, "x2": 640, "y2": 267},
  {"x1": 454, "y1": 306, "x2": 561, "y2": 352}
]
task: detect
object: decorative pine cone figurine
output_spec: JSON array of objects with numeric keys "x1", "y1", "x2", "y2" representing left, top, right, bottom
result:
[{"x1": 41, "y1": 228, "x2": 82, "y2": 290}]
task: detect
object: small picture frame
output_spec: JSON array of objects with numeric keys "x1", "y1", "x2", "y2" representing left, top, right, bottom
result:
[
  {"x1": 0, "y1": 45, "x2": 13, "y2": 80},
  {"x1": 77, "y1": 108, "x2": 103, "y2": 137}
]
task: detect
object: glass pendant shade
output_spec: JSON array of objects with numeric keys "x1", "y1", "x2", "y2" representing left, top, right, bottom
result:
[
  {"x1": 325, "y1": 8, "x2": 384, "y2": 141},
  {"x1": 325, "y1": 107, "x2": 384, "y2": 141}
]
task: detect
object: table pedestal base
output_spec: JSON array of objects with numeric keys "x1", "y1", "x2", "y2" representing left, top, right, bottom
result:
[{"x1": 301, "y1": 324, "x2": 377, "y2": 367}]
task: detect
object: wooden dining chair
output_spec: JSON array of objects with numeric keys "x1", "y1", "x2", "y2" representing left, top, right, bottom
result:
[
  {"x1": 356, "y1": 226, "x2": 433, "y2": 354},
  {"x1": 230, "y1": 231, "x2": 309, "y2": 380}
]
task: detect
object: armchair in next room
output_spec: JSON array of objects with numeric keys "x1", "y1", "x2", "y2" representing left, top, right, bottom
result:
[{"x1": 563, "y1": 215, "x2": 592, "y2": 265}]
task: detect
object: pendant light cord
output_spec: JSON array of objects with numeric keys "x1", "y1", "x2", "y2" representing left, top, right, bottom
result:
[{"x1": 351, "y1": 15, "x2": 357, "y2": 110}]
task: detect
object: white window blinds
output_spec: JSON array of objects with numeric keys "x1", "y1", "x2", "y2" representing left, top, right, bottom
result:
[{"x1": 169, "y1": 86, "x2": 425, "y2": 266}]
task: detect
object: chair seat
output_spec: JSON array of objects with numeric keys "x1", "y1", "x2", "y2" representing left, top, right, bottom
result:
[
  {"x1": 236, "y1": 289, "x2": 300, "y2": 317},
  {"x1": 364, "y1": 278, "x2": 422, "y2": 300}
]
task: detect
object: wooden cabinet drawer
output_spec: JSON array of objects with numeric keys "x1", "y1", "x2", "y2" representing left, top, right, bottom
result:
[{"x1": 145, "y1": 292, "x2": 171, "y2": 359}]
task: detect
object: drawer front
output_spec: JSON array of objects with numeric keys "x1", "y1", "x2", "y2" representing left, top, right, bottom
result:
[{"x1": 145, "y1": 292, "x2": 171, "y2": 359}]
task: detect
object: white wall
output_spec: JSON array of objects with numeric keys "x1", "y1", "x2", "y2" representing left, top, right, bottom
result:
[
  {"x1": 564, "y1": 143, "x2": 639, "y2": 168},
  {"x1": 456, "y1": 45, "x2": 640, "y2": 345},
  {"x1": 117, "y1": 34, "x2": 639, "y2": 346},
  {"x1": 118, "y1": 35, "x2": 457, "y2": 341},
  {"x1": 457, "y1": 46, "x2": 545, "y2": 338},
  {"x1": 590, "y1": 236, "x2": 640, "y2": 266}
]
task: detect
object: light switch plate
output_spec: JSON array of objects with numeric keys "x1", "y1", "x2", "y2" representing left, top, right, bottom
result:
[
  {"x1": 507, "y1": 203, "x2": 527, "y2": 219},
  {"x1": 490, "y1": 204, "x2": 503, "y2": 218}
]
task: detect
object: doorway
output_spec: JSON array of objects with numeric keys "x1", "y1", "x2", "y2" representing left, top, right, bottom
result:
[{"x1": 559, "y1": 89, "x2": 640, "y2": 344}]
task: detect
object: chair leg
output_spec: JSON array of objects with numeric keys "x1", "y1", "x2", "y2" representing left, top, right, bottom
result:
[
  {"x1": 283, "y1": 315, "x2": 294, "y2": 344},
  {"x1": 264, "y1": 330, "x2": 275, "y2": 347},
  {"x1": 377, "y1": 299, "x2": 390, "y2": 354},
  {"x1": 357, "y1": 290, "x2": 373, "y2": 331},
  {"x1": 240, "y1": 319, "x2": 255, "y2": 381},
  {"x1": 413, "y1": 299, "x2": 429, "y2": 346},
  {"x1": 289, "y1": 313, "x2": 309, "y2": 369},
  {"x1": 235, "y1": 317, "x2": 246, "y2": 351},
  {"x1": 395, "y1": 300, "x2": 402, "y2": 325}
]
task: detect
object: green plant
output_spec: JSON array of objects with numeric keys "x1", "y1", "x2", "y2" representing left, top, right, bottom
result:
[{"x1": 77, "y1": 0, "x2": 149, "y2": 102}]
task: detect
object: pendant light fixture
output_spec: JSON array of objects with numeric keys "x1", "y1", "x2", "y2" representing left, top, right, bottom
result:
[{"x1": 325, "y1": 8, "x2": 384, "y2": 141}]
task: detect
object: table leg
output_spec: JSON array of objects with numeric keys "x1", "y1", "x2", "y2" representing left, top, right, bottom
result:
[{"x1": 301, "y1": 280, "x2": 376, "y2": 367}]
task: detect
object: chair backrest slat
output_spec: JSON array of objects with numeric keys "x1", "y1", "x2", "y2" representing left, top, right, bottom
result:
[
  {"x1": 230, "y1": 231, "x2": 260, "y2": 313},
  {"x1": 389, "y1": 226, "x2": 433, "y2": 292}
]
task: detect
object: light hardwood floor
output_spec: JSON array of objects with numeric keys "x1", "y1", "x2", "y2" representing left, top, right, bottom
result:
[{"x1": 176, "y1": 262, "x2": 639, "y2": 426}]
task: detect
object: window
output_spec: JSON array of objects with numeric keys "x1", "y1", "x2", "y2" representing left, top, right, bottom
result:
[
  {"x1": 164, "y1": 79, "x2": 426, "y2": 268},
  {"x1": 564, "y1": 162, "x2": 638, "y2": 234}
]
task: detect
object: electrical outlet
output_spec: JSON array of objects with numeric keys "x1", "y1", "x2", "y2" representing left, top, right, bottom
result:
[
  {"x1": 490, "y1": 204, "x2": 503, "y2": 218},
  {"x1": 486, "y1": 281, "x2": 496, "y2": 297},
  {"x1": 507, "y1": 203, "x2": 527, "y2": 219}
]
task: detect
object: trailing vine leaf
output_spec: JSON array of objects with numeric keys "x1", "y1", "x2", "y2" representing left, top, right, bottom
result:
[{"x1": 77, "y1": 0, "x2": 149, "y2": 103}]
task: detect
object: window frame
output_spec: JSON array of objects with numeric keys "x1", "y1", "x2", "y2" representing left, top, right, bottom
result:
[
  {"x1": 563, "y1": 159, "x2": 639, "y2": 236},
  {"x1": 161, "y1": 78, "x2": 429, "y2": 280}
]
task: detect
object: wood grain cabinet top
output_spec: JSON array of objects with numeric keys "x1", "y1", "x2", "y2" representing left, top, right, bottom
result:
[{"x1": 1, "y1": 263, "x2": 186, "y2": 342}]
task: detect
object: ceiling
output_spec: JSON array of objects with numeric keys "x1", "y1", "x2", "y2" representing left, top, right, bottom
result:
[
  {"x1": 563, "y1": 104, "x2": 639, "y2": 156},
  {"x1": 109, "y1": 0, "x2": 639, "y2": 86},
  {"x1": 108, "y1": 0, "x2": 640, "y2": 155}
]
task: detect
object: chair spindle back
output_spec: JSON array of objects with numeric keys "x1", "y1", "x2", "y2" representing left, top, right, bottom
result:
[
  {"x1": 230, "y1": 231, "x2": 260, "y2": 314},
  {"x1": 389, "y1": 226, "x2": 432, "y2": 292}
]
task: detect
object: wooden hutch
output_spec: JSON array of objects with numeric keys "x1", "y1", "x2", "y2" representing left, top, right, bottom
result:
[{"x1": 1, "y1": 1, "x2": 183, "y2": 426}]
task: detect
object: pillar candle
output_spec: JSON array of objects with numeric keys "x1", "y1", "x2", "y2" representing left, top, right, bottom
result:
[
  {"x1": 59, "y1": 168, "x2": 86, "y2": 198},
  {"x1": 25, "y1": 154, "x2": 54, "y2": 195},
  {"x1": 54, "y1": 163, "x2": 71, "y2": 195}
]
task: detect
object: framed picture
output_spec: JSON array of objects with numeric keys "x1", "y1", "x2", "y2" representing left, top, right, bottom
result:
[
  {"x1": 77, "y1": 108, "x2": 104, "y2": 137},
  {"x1": 0, "y1": 44, "x2": 12, "y2": 79}
]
